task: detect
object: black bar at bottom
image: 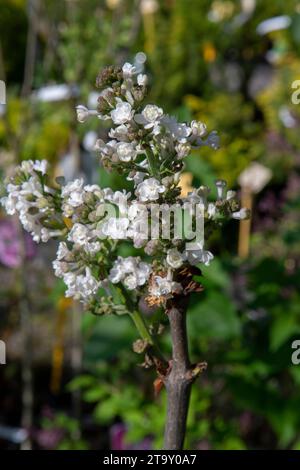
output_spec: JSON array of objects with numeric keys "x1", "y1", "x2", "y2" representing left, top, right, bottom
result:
[{"x1": 0, "y1": 450, "x2": 299, "y2": 468}]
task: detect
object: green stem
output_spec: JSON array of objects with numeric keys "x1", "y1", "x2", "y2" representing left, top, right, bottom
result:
[
  {"x1": 119, "y1": 285, "x2": 167, "y2": 366},
  {"x1": 145, "y1": 148, "x2": 158, "y2": 178},
  {"x1": 129, "y1": 310, "x2": 168, "y2": 371},
  {"x1": 129, "y1": 310, "x2": 154, "y2": 345}
]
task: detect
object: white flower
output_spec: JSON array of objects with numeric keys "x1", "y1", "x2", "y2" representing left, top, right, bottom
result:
[
  {"x1": 84, "y1": 184, "x2": 104, "y2": 199},
  {"x1": 231, "y1": 208, "x2": 250, "y2": 220},
  {"x1": 76, "y1": 268, "x2": 100, "y2": 301},
  {"x1": 1, "y1": 193, "x2": 18, "y2": 215},
  {"x1": 166, "y1": 248, "x2": 184, "y2": 269},
  {"x1": 137, "y1": 74, "x2": 147, "y2": 86},
  {"x1": 76, "y1": 105, "x2": 90, "y2": 123},
  {"x1": 207, "y1": 203, "x2": 216, "y2": 219},
  {"x1": 84, "y1": 241, "x2": 101, "y2": 255},
  {"x1": 135, "y1": 104, "x2": 163, "y2": 130},
  {"x1": 108, "y1": 256, "x2": 151, "y2": 289},
  {"x1": 123, "y1": 273, "x2": 139, "y2": 290},
  {"x1": 123, "y1": 261, "x2": 151, "y2": 289},
  {"x1": 33, "y1": 160, "x2": 48, "y2": 174},
  {"x1": 215, "y1": 179, "x2": 227, "y2": 200},
  {"x1": 104, "y1": 189, "x2": 130, "y2": 214},
  {"x1": 95, "y1": 139, "x2": 118, "y2": 162},
  {"x1": 127, "y1": 201, "x2": 147, "y2": 220},
  {"x1": 57, "y1": 241, "x2": 69, "y2": 260},
  {"x1": 6, "y1": 183, "x2": 19, "y2": 194},
  {"x1": 120, "y1": 257, "x2": 137, "y2": 273},
  {"x1": 61, "y1": 180, "x2": 102, "y2": 218},
  {"x1": 149, "y1": 276, "x2": 182, "y2": 297},
  {"x1": 39, "y1": 227, "x2": 50, "y2": 243},
  {"x1": 64, "y1": 272, "x2": 77, "y2": 297},
  {"x1": 127, "y1": 213, "x2": 149, "y2": 247},
  {"x1": 64, "y1": 268, "x2": 100, "y2": 301},
  {"x1": 142, "y1": 104, "x2": 163, "y2": 123},
  {"x1": 20, "y1": 160, "x2": 46, "y2": 175},
  {"x1": 108, "y1": 263, "x2": 124, "y2": 284},
  {"x1": 175, "y1": 142, "x2": 191, "y2": 159},
  {"x1": 127, "y1": 171, "x2": 146, "y2": 186},
  {"x1": 111, "y1": 99, "x2": 134, "y2": 125},
  {"x1": 68, "y1": 223, "x2": 90, "y2": 245},
  {"x1": 116, "y1": 142, "x2": 137, "y2": 162},
  {"x1": 136, "y1": 262, "x2": 152, "y2": 284},
  {"x1": 135, "y1": 178, "x2": 165, "y2": 202},
  {"x1": 101, "y1": 217, "x2": 129, "y2": 239},
  {"x1": 20, "y1": 177, "x2": 43, "y2": 198},
  {"x1": 62, "y1": 179, "x2": 85, "y2": 208},
  {"x1": 190, "y1": 120, "x2": 207, "y2": 137},
  {"x1": 20, "y1": 160, "x2": 35, "y2": 173},
  {"x1": 53, "y1": 259, "x2": 68, "y2": 278},
  {"x1": 122, "y1": 62, "x2": 136, "y2": 78},
  {"x1": 161, "y1": 116, "x2": 191, "y2": 142},
  {"x1": 1, "y1": 183, "x2": 21, "y2": 214},
  {"x1": 184, "y1": 244, "x2": 214, "y2": 266},
  {"x1": 109, "y1": 124, "x2": 130, "y2": 141},
  {"x1": 126, "y1": 202, "x2": 149, "y2": 245}
]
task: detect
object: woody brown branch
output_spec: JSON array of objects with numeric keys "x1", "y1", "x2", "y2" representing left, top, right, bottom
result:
[{"x1": 163, "y1": 294, "x2": 206, "y2": 450}]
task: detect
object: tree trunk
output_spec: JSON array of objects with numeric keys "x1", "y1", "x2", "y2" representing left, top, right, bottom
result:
[{"x1": 163, "y1": 298, "x2": 191, "y2": 450}]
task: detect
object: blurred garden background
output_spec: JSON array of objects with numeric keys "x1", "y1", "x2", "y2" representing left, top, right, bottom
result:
[{"x1": 1, "y1": 0, "x2": 300, "y2": 450}]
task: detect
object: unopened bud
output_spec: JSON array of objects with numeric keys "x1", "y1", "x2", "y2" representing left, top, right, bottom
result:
[{"x1": 215, "y1": 179, "x2": 227, "y2": 200}]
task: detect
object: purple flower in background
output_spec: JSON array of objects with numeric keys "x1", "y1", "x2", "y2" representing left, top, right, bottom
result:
[
  {"x1": 0, "y1": 219, "x2": 36, "y2": 268},
  {"x1": 110, "y1": 423, "x2": 152, "y2": 450},
  {"x1": 252, "y1": 189, "x2": 284, "y2": 233},
  {"x1": 33, "y1": 407, "x2": 64, "y2": 449},
  {"x1": 34, "y1": 427, "x2": 65, "y2": 449},
  {"x1": 110, "y1": 423, "x2": 126, "y2": 450}
]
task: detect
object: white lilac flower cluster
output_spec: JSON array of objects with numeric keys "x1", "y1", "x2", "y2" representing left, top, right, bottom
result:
[
  {"x1": 62, "y1": 181, "x2": 133, "y2": 254},
  {"x1": 61, "y1": 178, "x2": 108, "y2": 219},
  {"x1": 1, "y1": 160, "x2": 63, "y2": 242},
  {"x1": 77, "y1": 59, "x2": 219, "y2": 183},
  {"x1": 1, "y1": 56, "x2": 250, "y2": 309},
  {"x1": 53, "y1": 242, "x2": 100, "y2": 301},
  {"x1": 109, "y1": 256, "x2": 152, "y2": 290}
]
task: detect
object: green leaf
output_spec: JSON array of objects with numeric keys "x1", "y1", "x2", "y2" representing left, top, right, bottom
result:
[
  {"x1": 83, "y1": 386, "x2": 107, "y2": 402},
  {"x1": 67, "y1": 375, "x2": 96, "y2": 391},
  {"x1": 270, "y1": 307, "x2": 300, "y2": 351},
  {"x1": 188, "y1": 291, "x2": 241, "y2": 341}
]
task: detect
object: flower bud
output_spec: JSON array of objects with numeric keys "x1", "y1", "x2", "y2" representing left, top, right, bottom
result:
[
  {"x1": 76, "y1": 105, "x2": 90, "y2": 123},
  {"x1": 215, "y1": 179, "x2": 227, "y2": 200}
]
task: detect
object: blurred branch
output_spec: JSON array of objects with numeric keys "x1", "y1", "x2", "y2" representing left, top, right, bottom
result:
[
  {"x1": 238, "y1": 189, "x2": 253, "y2": 259},
  {"x1": 0, "y1": 40, "x2": 5, "y2": 82},
  {"x1": 21, "y1": 0, "x2": 40, "y2": 97},
  {"x1": 108, "y1": 0, "x2": 142, "y2": 65}
]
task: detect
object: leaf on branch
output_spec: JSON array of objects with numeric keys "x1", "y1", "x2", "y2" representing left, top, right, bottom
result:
[
  {"x1": 153, "y1": 377, "x2": 164, "y2": 397},
  {"x1": 186, "y1": 361, "x2": 208, "y2": 381}
]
